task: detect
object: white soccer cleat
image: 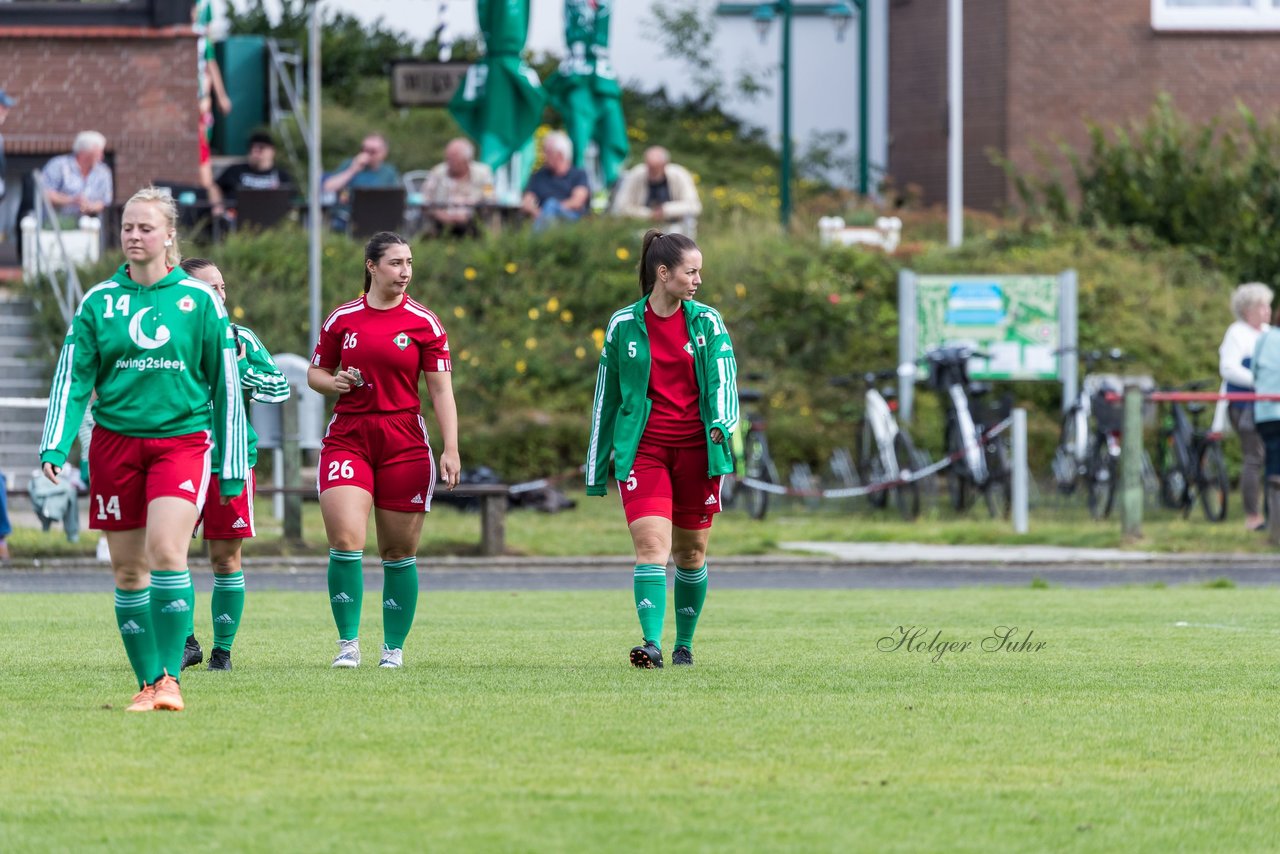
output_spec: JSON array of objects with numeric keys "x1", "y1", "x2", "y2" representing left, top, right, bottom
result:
[
  {"x1": 332, "y1": 638, "x2": 361, "y2": 668},
  {"x1": 378, "y1": 645, "x2": 403, "y2": 669}
]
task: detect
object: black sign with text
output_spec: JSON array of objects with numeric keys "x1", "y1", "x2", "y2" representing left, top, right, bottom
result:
[{"x1": 390, "y1": 61, "x2": 470, "y2": 108}]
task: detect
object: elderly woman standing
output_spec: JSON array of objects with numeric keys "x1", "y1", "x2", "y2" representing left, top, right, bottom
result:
[{"x1": 1217, "y1": 283, "x2": 1273, "y2": 531}]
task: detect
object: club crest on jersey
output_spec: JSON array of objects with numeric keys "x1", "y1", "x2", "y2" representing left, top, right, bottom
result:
[
  {"x1": 394, "y1": 332, "x2": 411, "y2": 350},
  {"x1": 695, "y1": 334, "x2": 706, "y2": 347},
  {"x1": 177, "y1": 295, "x2": 195, "y2": 312},
  {"x1": 683, "y1": 342, "x2": 694, "y2": 356}
]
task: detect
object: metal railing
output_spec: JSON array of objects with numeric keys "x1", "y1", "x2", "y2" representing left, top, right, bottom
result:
[{"x1": 23, "y1": 170, "x2": 87, "y2": 327}]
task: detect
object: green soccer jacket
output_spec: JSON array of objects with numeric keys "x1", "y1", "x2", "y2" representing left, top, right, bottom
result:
[
  {"x1": 221, "y1": 322, "x2": 291, "y2": 473},
  {"x1": 40, "y1": 265, "x2": 249, "y2": 498},
  {"x1": 586, "y1": 296, "x2": 739, "y2": 496}
]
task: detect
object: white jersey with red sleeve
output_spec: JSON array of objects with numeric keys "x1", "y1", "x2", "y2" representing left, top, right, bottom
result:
[{"x1": 312, "y1": 295, "x2": 450, "y2": 415}]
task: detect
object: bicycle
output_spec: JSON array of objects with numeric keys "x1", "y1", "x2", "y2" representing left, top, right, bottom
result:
[
  {"x1": 922, "y1": 345, "x2": 1011, "y2": 518},
  {"x1": 721, "y1": 386, "x2": 780, "y2": 520},
  {"x1": 1154, "y1": 381, "x2": 1229, "y2": 522},
  {"x1": 830, "y1": 369, "x2": 927, "y2": 520},
  {"x1": 1050, "y1": 348, "x2": 1128, "y2": 519}
]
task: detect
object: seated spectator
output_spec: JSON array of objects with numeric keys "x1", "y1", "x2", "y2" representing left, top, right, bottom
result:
[
  {"x1": 322, "y1": 133, "x2": 399, "y2": 231},
  {"x1": 422, "y1": 137, "x2": 493, "y2": 238},
  {"x1": 611, "y1": 146, "x2": 702, "y2": 235},
  {"x1": 521, "y1": 131, "x2": 590, "y2": 233},
  {"x1": 211, "y1": 130, "x2": 293, "y2": 220},
  {"x1": 42, "y1": 130, "x2": 113, "y2": 220}
]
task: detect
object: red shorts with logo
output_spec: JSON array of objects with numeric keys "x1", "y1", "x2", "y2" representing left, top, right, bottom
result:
[
  {"x1": 200, "y1": 470, "x2": 257, "y2": 540},
  {"x1": 618, "y1": 439, "x2": 722, "y2": 530},
  {"x1": 318, "y1": 411, "x2": 436, "y2": 512},
  {"x1": 87, "y1": 426, "x2": 212, "y2": 530}
]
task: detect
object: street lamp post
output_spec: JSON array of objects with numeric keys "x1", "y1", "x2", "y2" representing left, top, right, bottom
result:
[{"x1": 716, "y1": 2, "x2": 863, "y2": 227}]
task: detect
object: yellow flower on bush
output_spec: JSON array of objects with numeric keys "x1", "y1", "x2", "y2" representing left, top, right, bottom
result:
[
  {"x1": 233, "y1": 306, "x2": 245, "y2": 319},
  {"x1": 525, "y1": 337, "x2": 538, "y2": 350},
  {"x1": 800, "y1": 405, "x2": 812, "y2": 417},
  {"x1": 515, "y1": 359, "x2": 527, "y2": 374},
  {"x1": 505, "y1": 262, "x2": 519, "y2": 275},
  {"x1": 574, "y1": 346, "x2": 586, "y2": 359},
  {"x1": 712, "y1": 187, "x2": 728, "y2": 201},
  {"x1": 546, "y1": 297, "x2": 560, "y2": 312},
  {"x1": 560, "y1": 310, "x2": 573, "y2": 323},
  {"x1": 734, "y1": 283, "x2": 747, "y2": 299},
  {"x1": 616, "y1": 247, "x2": 630, "y2": 261},
  {"x1": 453, "y1": 306, "x2": 466, "y2": 319},
  {"x1": 501, "y1": 339, "x2": 512, "y2": 350},
  {"x1": 591, "y1": 328, "x2": 605, "y2": 350},
  {"x1": 324, "y1": 246, "x2": 336, "y2": 258},
  {"x1": 691, "y1": 172, "x2": 701, "y2": 185},
  {"x1": 528, "y1": 308, "x2": 539, "y2": 320},
  {"x1": 464, "y1": 267, "x2": 477, "y2": 281}
]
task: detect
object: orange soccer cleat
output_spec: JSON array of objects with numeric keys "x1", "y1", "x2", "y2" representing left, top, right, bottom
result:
[
  {"x1": 152, "y1": 674, "x2": 185, "y2": 712},
  {"x1": 125, "y1": 684, "x2": 157, "y2": 713}
]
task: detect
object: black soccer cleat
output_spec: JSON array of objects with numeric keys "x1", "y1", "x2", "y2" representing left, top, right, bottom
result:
[
  {"x1": 181, "y1": 634, "x2": 204, "y2": 670},
  {"x1": 207, "y1": 647, "x2": 232, "y2": 671},
  {"x1": 630, "y1": 641, "x2": 663, "y2": 669},
  {"x1": 671, "y1": 646, "x2": 693, "y2": 666}
]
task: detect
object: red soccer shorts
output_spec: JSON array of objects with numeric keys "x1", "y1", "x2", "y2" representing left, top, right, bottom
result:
[
  {"x1": 317, "y1": 411, "x2": 436, "y2": 512},
  {"x1": 619, "y1": 439, "x2": 722, "y2": 530},
  {"x1": 87, "y1": 426, "x2": 212, "y2": 530},
  {"x1": 200, "y1": 470, "x2": 257, "y2": 540}
]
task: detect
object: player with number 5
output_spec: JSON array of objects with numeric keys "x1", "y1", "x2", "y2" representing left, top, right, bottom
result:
[
  {"x1": 39, "y1": 187, "x2": 249, "y2": 712},
  {"x1": 308, "y1": 231, "x2": 460, "y2": 670}
]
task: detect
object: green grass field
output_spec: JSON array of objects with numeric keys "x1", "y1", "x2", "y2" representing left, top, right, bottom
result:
[{"x1": 3, "y1": 586, "x2": 1278, "y2": 851}]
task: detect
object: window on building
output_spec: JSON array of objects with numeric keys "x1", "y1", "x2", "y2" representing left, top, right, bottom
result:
[{"x1": 1153, "y1": 0, "x2": 1280, "y2": 30}]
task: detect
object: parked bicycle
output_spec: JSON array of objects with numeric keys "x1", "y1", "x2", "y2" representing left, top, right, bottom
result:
[
  {"x1": 922, "y1": 345, "x2": 1011, "y2": 518},
  {"x1": 721, "y1": 385, "x2": 780, "y2": 520},
  {"x1": 1155, "y1": 381, "x2": 1229, "y2": 522},
  {"x1": 1050, "y1": 348, "x2": 1128, "y2": 519},
  {"x1": 829, "y1": 369, "x2": 928, "y2": 519}
]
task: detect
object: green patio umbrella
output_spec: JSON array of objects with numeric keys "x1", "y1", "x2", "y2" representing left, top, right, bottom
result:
[
  {"x1": 545, "y1": 0, "x2": 629, "y2": 186},
  {"x1": 448, "y1": 0, "x2": 547, "y2": 171}
]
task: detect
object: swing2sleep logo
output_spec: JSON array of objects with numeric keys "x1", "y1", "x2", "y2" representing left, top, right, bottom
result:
[{"x1": 877, "y1": 626, "x2": 1047, "y2": 663}]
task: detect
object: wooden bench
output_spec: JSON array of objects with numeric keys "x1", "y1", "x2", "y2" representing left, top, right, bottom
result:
[{"x1": 255, "y1": 482, "x2": 511, "y2": 556}]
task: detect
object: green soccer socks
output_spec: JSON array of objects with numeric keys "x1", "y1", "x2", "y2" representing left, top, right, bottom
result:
[
  {"x1": 328, "y1": 549, "x2": 364, "y2": 641},
  {"x1": 674, "y1": 564, "x2": 708, "y2": 650},
  {"x1": 211, "y1": 571, "x2": 246, "y2": 651},
  {"x1": 115, "y1": 588, "x2": 159, "y2": 689},
  {"x1": 633, "y1": 563, "x2": 667, "y2": 647},
  {"x1": 381, "y1": 557, "x2": 418, "y2": 651},
  {"x1": 150, "y1": 570, "x2": 194, "y2": 679}
]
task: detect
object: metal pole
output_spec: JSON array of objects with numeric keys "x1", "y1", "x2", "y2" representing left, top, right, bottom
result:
[
  {"x1": 1121, "y1": 384, "x2": 1143, "y2": 541},
  {"x1": 897, "y1": 268, "x2": 917, "y2": 424},
  {"x1": 1060, "y1": 269, "x2": 1078, "y2": 413},
  {"x1": 1011, "y1": 408, "x2": 1028, "y2": 533},
  {"x1": 780, "y1": 0, "x2": 793, "y2": 227},
  {"x1": 947, "y1": 0, "x2": 963, "y2": 247},
  {"x1": 308, "y1": 3, "x2": 323, "y2": 354},
  {"x1": 857, "y1": 0, "x2": 869, "y2": 195},
  {"x1": 282, "y1": 395, "x2": 303, "y2": 543}
]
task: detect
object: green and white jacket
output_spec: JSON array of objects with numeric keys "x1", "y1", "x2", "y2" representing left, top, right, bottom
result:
[
  {"x1": 223, "y1": 322, "x2": 290, "y2": 472},
  {"x1": 40, "y1": 265, "x2": 249, "y2": 498},
  {"x1": 586, "y1": 296, "x2": 738, "y2": 496}
]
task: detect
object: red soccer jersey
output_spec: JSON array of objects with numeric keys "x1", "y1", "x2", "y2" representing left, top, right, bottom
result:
[
  {"x1": 643, "y1": 303, "x2": 702, "y2": 446},
  {"x1": 312, "y1": 295, "x2": 450, "y2": 415}
]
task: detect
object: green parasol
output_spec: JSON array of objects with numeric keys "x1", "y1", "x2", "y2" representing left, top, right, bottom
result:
[{"x1": 544, "y1": 0, "x2": 629, "y2": 186}]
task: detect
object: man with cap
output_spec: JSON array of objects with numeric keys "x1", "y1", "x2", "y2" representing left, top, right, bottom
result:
[{"x1": 211, "y1": 130, "x2": 295, "y2": 221}]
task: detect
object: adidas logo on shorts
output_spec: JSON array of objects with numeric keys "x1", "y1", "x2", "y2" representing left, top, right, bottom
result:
[
  {"x1": 331, "y1": 592, "x2": 354, "y2": 604},
  {"x1": 119, "y1": 620, "x2": 144, "y2": 635},
  {"x1": 704, "y1": 494, "x2": 717, "y2": 505},
  {"x1": 178, "y1": 479, "x2": 196, "y2": 493},
  {"x1": 383, "y1": 598, "x2": 402, "y2": 610},
  {"x1": 231, "y1": 518, "x2": 248, "y2": 529},
  {"x1": 411, "y1": 494, "x2": 424, "y2": 504},
  {"x1": 160, "y1": 598, "x2": 190, "y2": 614},
  {"x1": 636, "y1": 598, "x2": 655, "y2": 610}
]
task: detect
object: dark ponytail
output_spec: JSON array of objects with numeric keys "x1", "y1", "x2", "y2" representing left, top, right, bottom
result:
[
  {"x1": 638, "y1": 228, "x2": 699, "y2": 296},
  {"x1": 179, "y1": 257, "x2": 215, "y2": 277},
  {"x1": 364, "y1": 231, "x2": 409, "y2": 293}
]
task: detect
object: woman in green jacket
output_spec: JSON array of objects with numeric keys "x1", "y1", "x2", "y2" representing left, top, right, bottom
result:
[{"x1": 587, "y1": 229, "x2": 738, "y2": 668}]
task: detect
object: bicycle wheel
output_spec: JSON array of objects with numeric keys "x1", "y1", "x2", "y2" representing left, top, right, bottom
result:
[
  {"x1": 860, "y1": 420, "x2": 890, "y2": 510},
  {"x1": 982, "y1": 436, "x2": 1011, "y2": 519},
  {"x1": 1155, "y1": 430, "x2": 1188, "y2": 510},
  {"x1": 743, "y1": 430, "x2": 773, "y2": 521},
  {"x1": 1085, "y1": 437, "x2": 1117, "y2": 520},
  {"x1": 893, "y1": 433, "x2": 922, "y2": 520},
  {"x1": 945, "y1": 420, "x2": 974, "y2": 512},
  {"x1": 1198, "y1": 441, "x2": 1229, "y2": 522},
  {"x1": 1051, "y1": 414, "x2": 1080, "y2": 495}
]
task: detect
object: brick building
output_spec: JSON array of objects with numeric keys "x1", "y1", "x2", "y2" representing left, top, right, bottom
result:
[
  {"x1": 888, "y1": 0, "x2": 1280, "y2": 211},
  {"x1": 0, "y1": 0, "x2": 199, "y2": 230}
]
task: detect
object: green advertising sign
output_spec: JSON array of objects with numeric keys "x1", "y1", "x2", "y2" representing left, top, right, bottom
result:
[{"x1": 916, "y1": 275, "x2": 1061, "y2": 380}]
